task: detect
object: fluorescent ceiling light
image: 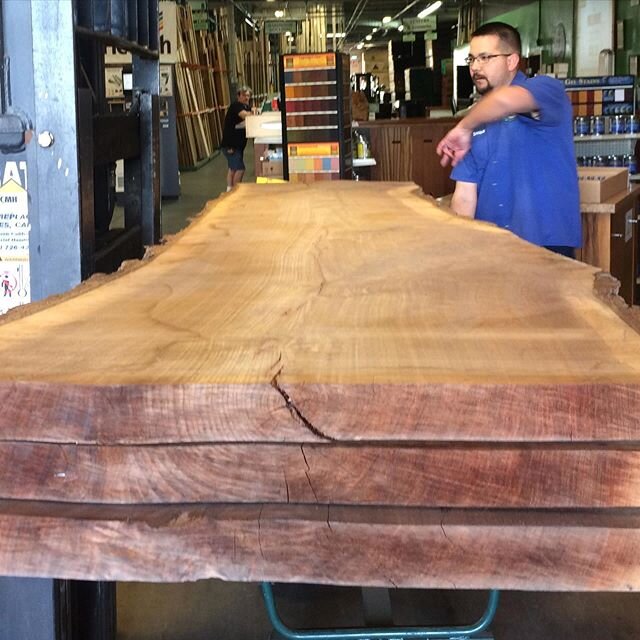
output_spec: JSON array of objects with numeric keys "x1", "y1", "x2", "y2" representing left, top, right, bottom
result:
[
  {"x1": 365, "y1": 34, "x2": 372, "y2": 41},
  {"x1": 397, "y1": 24, "x2": 404, "y2": 31},
  {"x1": 327, "y1": 32, "x2": 346, "y2": 38},
  {"x1": 274, "y1": 9, "x2": 284, "y2": 17},
  {"x1": 356, "y1": 42, "x2": 364, "y2": 49},
  {"x1": 372, "y1": 27, "x2": 378, "y2": 33},
  {"x1": 382, "y1": 16, "x2": 392, "y2": 24},
  {"x1": 417, "y1": 0, "x2": 442, "y2": 19}
]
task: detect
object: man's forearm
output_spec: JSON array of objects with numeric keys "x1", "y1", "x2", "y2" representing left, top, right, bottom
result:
[
  {"x1": 458, "y1": 86, "x2": 536, "y2": 131},
  {"x1": 451, "y1": 190, "x2": 477, "y2": 218}
]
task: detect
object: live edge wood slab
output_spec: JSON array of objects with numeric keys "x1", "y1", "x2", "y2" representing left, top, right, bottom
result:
[{"x1": 2, "y1": 182, "x2": 640, "y2": 591}]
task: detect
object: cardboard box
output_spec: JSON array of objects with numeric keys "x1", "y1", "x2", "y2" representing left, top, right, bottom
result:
[
  {"x1": 577, "y1": 167, "x2": 628, "y2": 203},
  {"x1": 261, "y1": 160, "x2": 283, "y2": 177}
]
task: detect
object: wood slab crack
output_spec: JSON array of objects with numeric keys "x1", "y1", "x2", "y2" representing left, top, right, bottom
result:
[{"x1": 270, "y1": 369, "x2": 335, "y2": 441}]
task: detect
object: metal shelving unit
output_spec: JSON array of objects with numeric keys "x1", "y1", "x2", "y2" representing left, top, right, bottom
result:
[{"x1": 573, "y1": 133, "x2": 640, "y2": 181}]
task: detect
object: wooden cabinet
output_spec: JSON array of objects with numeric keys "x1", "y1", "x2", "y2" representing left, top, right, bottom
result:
[
  {"x1": 578, "y1": 186, "x2": 640, "y2": 305},
  {"x1": 355, "y1": 118, "x2": 457, "y2": 198},
  {"x1": 367, "y1": 125, "x2": 412, "y2": 181},
  {"x1": 410, "y1": 122, "x2": 458, "y2": 199}
]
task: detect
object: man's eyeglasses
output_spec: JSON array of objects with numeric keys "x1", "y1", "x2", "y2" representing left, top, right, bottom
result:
[{"x1": 464, "y1": 53, "x2": 512, "y2": 66}]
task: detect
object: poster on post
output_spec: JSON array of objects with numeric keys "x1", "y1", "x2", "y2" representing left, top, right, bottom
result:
[{"x1": 0, "y1": 161, "x2": 30, "y2": 315}]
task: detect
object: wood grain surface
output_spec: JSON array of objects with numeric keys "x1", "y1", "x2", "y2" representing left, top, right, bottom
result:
[
  {"x1": 2, "y1": 182, "x2": 640, "y2": 589},
  {"x1": 3, "y1": 503, "x2": 640, "y2": 590}
]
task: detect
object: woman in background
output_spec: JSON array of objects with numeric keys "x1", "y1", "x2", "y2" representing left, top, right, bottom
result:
[{"x1": 221, "y1": 86, "x2": 252, "y2": 191}]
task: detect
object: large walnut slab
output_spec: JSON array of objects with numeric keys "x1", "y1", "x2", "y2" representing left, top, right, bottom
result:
[{"x1": 2, "y1": 182, "x2": 640, "y2": 590}]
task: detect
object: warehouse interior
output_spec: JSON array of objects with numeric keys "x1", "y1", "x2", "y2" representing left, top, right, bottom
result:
[{"x1": 1, "y1": 0, "x2": 640, "y2": 638}]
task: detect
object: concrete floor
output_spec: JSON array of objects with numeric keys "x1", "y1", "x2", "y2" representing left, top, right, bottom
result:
[{"x1": 116, "y1": 147, "x2": 640, "y2": 639}]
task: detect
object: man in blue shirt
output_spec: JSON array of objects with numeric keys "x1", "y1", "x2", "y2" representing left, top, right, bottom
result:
[{"x1": 437, "y1": 22, "x2": 581, "y2": 257}]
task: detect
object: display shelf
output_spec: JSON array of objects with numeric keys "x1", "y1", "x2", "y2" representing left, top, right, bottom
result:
[
  {"x1": 280, "y1": 52, "x2": 352, "y2": 183},
  {"x1": 288, "y1": 125, "x2": 338, "y2": 130},
  {"x1": 574, "y1": 133, "x2": 640, "y2": 142},
  {"x1": 353, "y1": 158, "x2": 377, "y2": 167},
  {"x1": 564, "y1": 75, "x2": 636, "y2": 118},
  {"x1": 288, "y1": 111, "x2": 338, "y2": 116},
  {"x1": 574, "y1": 132, "x2": 638, "y2": 165},
  {"x1": 287, "y1": 96, "x2": 336, "y2": 102},
  {"x1": 285, "y1": 81, "x2": 338, "y2": 87}
]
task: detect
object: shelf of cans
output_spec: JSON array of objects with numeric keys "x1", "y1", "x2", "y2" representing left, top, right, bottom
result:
[
  {"x1": 574, "y1": 114, "x2": 640, "y2": 137},
  {"x1": 573, "y1": 113, "x2": 639, "y2": 175},
  {"x1": 576, "y1": 154, "x2": 637, "y2": 173}
]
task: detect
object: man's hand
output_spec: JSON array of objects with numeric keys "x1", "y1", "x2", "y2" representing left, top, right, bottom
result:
[{"x1": 436, "y1": 125, "x2": 473, "y2": 167}]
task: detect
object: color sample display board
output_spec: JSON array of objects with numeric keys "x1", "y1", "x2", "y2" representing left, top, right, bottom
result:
[
  {"x1": 564, "y1": 75, "x2": 636, "y2": 117},
  {"x1": 280, "y1": 53, "x2": 352, "y2": 183}
]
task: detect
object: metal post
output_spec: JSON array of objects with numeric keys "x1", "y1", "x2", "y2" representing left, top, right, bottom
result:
[
  {"x1": 1, "y1": 0, "x2": 83, "y2": 303},
  {"x1": 131, "y1": 54, "x2": 161, "y2": 245},
  {"x1": 0, "y1": 578, "x2": 60, "y2": 640}
]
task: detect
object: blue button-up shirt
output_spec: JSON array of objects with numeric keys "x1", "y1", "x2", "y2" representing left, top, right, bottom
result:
[{"x1": 451, "y1": 71, "x2": 581, "y2": 248}]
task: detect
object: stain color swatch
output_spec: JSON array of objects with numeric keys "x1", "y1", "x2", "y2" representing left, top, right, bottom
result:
[
  {"x1": 285, "y1": 84, "x2": 336, "y2": 99},
  {"x1": 284, "y1": 69, "x2": 337, "y2": 83},
  {"x1": 286, "y1": 114, "x2": 338, "y2": 128},
  {"x1": 286, "y1": 98, "x2": 338, "y2": 112}
]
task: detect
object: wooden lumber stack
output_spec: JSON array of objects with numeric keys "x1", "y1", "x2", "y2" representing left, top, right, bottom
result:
[
  {"x1": 2, "y1": 182, "x2": 640, "y2": 590},
  {"x1": 298, "y1": 4, "x2": 327, "y2": 54},
  {"x1": 175, "y1": 4, "x2": 229, "y2": 168},
  {"x1": 236, "y1": 23, "x2": 269, "y2": 102},
  {"x1": 210, "y1": 6, "x2": 231, "y2": 137}
]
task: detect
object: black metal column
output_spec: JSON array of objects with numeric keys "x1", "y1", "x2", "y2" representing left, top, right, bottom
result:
[{"x1": 130, "y1": 55, "x2": 161, "y2": 244}]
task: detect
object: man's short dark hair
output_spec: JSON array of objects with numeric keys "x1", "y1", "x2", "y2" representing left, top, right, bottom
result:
[{"x1": 471, "y1": 22, "x2": 521, "y2": 55}]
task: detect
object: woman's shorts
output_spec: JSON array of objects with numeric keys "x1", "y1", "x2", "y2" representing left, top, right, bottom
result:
[{"x1": 222, "y1": 147, "x2": 245, "y2": 171}]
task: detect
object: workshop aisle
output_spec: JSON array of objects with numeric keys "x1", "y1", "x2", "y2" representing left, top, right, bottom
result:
[{"x1": 161, "y1": 144, "x2": 256, "y2": 235}]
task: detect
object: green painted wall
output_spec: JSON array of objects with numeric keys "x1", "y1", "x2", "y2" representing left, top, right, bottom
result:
[
  {"x1": 485, "y1": 0, "x2": 575, "y2": 73},
  {"x1": 615, "y1": 0, "x2": 640, "y2": 75}
]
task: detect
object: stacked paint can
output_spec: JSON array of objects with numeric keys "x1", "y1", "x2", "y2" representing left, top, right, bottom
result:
[
  {"x1": 590, "y1": 116, "x2": 605, "y2": 135},
  {"x1": 610, "y1": 115, "x2": 627, "y2": 134},
  {"x1": 574, "y1": 116, "x2": 590, "y2": 136}
]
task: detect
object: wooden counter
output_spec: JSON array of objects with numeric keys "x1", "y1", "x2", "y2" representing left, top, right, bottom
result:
[
  {"x1": 578, "y1": 185, "x2": 640, "y2": 305},
  {"x1": 353, "y1": 118, "x2": 458, "y2": 198},
  {"x1": 2, "y1": 182, "x2": 640, "y2": 590}
]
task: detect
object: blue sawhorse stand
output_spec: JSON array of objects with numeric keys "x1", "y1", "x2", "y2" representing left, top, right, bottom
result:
[{"x1": 261, "y1": 583, "x2": 500, "y2": 640}]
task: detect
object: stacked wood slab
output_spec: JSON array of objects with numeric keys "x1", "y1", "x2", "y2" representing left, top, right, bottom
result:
[{"x1": 2, "y1": 182, "x2": 640, "y2": 590}]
